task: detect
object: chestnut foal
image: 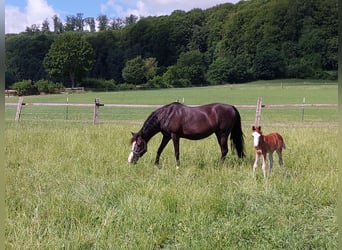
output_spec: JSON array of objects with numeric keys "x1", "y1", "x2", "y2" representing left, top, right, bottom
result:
[{"x1": 252, "y1": 126, "x2": 285, "y2": 178}]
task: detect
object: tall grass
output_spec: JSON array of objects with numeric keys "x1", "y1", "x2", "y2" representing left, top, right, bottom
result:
[{"x1": 5, "y1": 121, "x2": 337, "y2": 249}]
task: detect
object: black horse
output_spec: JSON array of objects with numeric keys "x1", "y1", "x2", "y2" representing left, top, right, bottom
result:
[{"x1": 128, "y1": 102, "x2": 245, "y2": 167}]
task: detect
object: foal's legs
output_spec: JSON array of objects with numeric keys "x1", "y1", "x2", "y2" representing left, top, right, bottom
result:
[
  {"x1": 268, "y1": 152, "x2": 274, "y2": 174},
  {"x1": 253, "y1": 152, "x2": 259, "y2": 177},
  {"x1": 276, "y1": 149, "x2": 284, "y2": 175},
  {"x1": 261, "y1": 153, "x2": 267, "y2": 178},
  {"x1": 155, "y1": 134, "x2": 171, "y2": 166},
  {"x1": 253, "y1": 152, "x2": 267, "y2": 178}
]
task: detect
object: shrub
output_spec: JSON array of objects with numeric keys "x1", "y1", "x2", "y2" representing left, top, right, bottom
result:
[
  {"x1": 146, "y1": 76, "x2": 171, "y2": 89},
  {"x1": 34, "y1": 80, "x2": 63, "y2": 94},
  {"x1": 81, "y1": 78, "x2": 117, "y2": 91},
  {"x1": 11, "y1": 80, "x2": 64, "y2": 95},
  {"x1": 11, "y1": 80, "x2": 38, "y2": 96}
]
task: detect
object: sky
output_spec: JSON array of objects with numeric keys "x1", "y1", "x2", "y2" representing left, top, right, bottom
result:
[{"x1": 5, "y1": 0, "x2": 240, "y2": 34}]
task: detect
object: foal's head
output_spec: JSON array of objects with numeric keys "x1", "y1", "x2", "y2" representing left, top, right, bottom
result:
[
  {"x1": 252, "y1": 126, "x2": 263, "y2": 147},
  {"x1": 128, "y1": 132, "x2": 147, "y2": 164}
]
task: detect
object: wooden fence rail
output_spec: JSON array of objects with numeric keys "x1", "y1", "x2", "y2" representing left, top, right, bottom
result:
[{"x1": 5, "y1": 97, "x2": 337, "y2": 124}]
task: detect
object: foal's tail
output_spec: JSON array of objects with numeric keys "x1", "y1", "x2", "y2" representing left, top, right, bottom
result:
[{"x1": 230, "y1": 106, "x2": 245, "y2": 158}]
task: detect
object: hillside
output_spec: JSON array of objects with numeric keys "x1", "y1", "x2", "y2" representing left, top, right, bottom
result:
[{"x1": 5, "y1": 0, "x2": 337, "y2": 89}]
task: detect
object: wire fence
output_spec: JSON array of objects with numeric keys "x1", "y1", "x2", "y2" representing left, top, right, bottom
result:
[{"x1": 5, "y1": 98, "x2": 338, "y2": 125}]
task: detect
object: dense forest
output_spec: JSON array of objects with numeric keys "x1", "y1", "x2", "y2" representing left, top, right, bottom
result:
[{"x1": 5, "y1": 0, "x2": 337, "y2": 93}]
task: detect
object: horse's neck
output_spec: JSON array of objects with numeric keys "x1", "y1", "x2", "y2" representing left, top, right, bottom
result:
[
  {"x1": 258, "y1": 135, "x2": 267, "y2": 149},
  {"x1": 141, "y1": 118, "x2": 160, "y2": 143},
  {"x1": 260, "y1": 135, "x2": 274, "y2": 152}
]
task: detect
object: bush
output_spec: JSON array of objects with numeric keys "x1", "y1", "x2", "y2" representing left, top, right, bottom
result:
[
  {"x1": 11, "y1": 80, "x2": 38, "y2": 96},
  {"x1": 11, "y1": 80, "x2": 64, "y2": 95},
  {"x1": 81, "y1": 78, "x2": 117, "y2": 91},
  {"x1": 35, "y1": 80, "x2": 64, "y2": 94},
  {"x1": 145, "y1": 76, "x2": 171, "y2": 89}
]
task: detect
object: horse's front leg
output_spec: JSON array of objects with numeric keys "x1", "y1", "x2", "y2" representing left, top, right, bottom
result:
[
  {"x1": 171, "y1": 133, "x2": 180, "y2": 169},
  {"x1": 252, "y1": 152, "x2": 259, "y2": 177},
  {"x1": 261, "y1": 153, "x2": 267, "y2": 178},
  {"x1": 155, "y1": 135, "x2": 171, "y2": 167}
]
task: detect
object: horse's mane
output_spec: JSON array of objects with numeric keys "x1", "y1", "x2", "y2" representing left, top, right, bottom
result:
[
  {"x1": 140, "y1": 102, "x2": 182, "y2": 141},
  {"x1": 141, "y1": 109, "x2": 160, "y2": 136}
]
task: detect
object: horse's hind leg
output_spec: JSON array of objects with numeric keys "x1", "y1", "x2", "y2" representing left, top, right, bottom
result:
[
  {"x1": 171, "y1": 133, "x2": 180, "y2": 169},
  {"x1": 268, "y1": 152, "x2": 274, "y2": 174},
  {"x1": 261, "y1": 153, "x2": 267, "y2": 178},
  {"x1": 277, "y1": 149, "x2": 284, "y2": 175},
  {"x1": 216, "y1": 133, "x2": 228, "y2": 163}
]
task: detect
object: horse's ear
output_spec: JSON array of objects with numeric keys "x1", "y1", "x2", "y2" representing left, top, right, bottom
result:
[
  {"x1": 258, "y1": 126, "x2": 261, "y2": 131},
  {"x1": 131, "y1": 132, "x2": 135, "y2": 136},
  {"x1": 252, "y1": 126, "x2": 256, "y2": 131}
]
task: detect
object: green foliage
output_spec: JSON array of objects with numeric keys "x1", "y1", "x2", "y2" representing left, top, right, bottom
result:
[
  {"x1": 206, "y1": 57, "x2": 230, "y2": 85},
  {"x1": 43, "y1": 32, "x2": 94, "y2": 88},
  {"x1": 11, "y1": 80, "x2": 38, "y2": 96},
  {"x1": 85, "y1": 31, "x2": 124, "y2": 82},
  {"x1": 160, "y1": 50, "x2": 206, "y2": 87},
  {"x1": 11, "y1": 80, "x2": 64, "y2": 96},
  {"x1": 161, "y1": 65, "x2": 191, "y2": 88},
  {"x1": 5, "y1": 0, "x2": 338, "y2": 89},
  {"x1": 144, "y1": 57, "x2": 158, "y2": 81},
  {"x1": 122, "y1": 56, "x2": 146, "y2": 84},
  {"x1": 207, "y1": 53, "x2": 253, "y2": 84},
  {"x1": 35, "y1": 80, "x2": 64, "y2": 94},
  {"x1": 253, "y1": 41, "x2": 285, "y2": 79},
  {"x1": 5, "y1": 33, "x2": 55, "y2": 86},
  {"x1": 122, "y1": 56, "x2": 159, "y2": 85},
  {"x1": 145, "y1": 75, "x2": 170, "y2": 89},
  {"x1": 219, "y1": 0, "x2": 337, "y2": 82},
  {"x1": 81, "y1": 78, "x2": 117, "y2": 91}
]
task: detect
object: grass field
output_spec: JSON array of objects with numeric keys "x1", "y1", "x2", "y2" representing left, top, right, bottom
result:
[
  {"x1": 5, "y1": 80, "x2": 338, "y2": 249},
  {"x1": 5, "y1": 79, "x2": 337, "y2": 123}
]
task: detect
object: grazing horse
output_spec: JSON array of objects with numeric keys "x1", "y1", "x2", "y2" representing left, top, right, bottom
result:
[
  {"x1": 128, "y1": 102, "x2": 245, "y2": 168},
  {"x1": 252, "y1": 126, "x2": 285, "y2": 178}
]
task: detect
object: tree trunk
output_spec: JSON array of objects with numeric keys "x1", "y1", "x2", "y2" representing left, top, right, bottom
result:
[{"x1": 70, "y1": 71, "x2": 75, "y2": 88}]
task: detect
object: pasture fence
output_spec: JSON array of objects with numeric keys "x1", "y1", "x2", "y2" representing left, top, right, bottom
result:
[{"x1": 5, "y1": 97, "x2": 337, "y2": 124}]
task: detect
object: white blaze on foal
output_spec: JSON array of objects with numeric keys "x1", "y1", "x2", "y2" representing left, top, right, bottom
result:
[{"x1": 252, "y1": 131, "x2": 261, "y2": 147}]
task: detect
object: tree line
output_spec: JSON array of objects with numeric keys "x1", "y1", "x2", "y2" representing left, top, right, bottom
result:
[{"x1": 5, "y1": 0, "x2": 337, "y2": 93}]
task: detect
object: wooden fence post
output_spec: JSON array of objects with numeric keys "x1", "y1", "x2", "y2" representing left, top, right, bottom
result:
[
  {"x1": 15, "y1": 96, "x2": 24, "y2": 122},
  {"x1": 93, "y1": 98, "x2": 100, "y2": 124},
  {"x1": 254, "y1": 97, "x2": 262, "y2": 127},
  {"x1": 301, "y1": 97, "x2": 305, "y2": 121}
]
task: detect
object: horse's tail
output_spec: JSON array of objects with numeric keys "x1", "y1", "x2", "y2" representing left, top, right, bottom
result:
[{"x1": 230, "y1": 106, "x2": 245, "y2": 158}]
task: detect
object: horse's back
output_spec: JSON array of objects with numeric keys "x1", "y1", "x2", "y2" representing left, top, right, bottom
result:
[
  {"x1": 167, "y1": 102, "x2": 236, "y2": 120},
  {"x1": 265, "y1": 133, "x2": 285, "y2": 151},
  {"x1": 160, "y1": 102, "x2": 238, "y2": 139}
]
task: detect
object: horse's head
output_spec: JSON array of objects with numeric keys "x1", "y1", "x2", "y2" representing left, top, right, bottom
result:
[
  {"x1": 128, "y1": 132, "x2": 147, "y2": 164},
  {"x1": 252, "y1": 126, "x2": 262, "y2": 147}
]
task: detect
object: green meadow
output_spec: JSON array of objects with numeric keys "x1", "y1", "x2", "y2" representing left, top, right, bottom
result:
[
  {"x1": 5, "y1": 79, "x2": 337, "y2": 123},
  {"x1": 5, "y1": 80, "x2": 338, "y2": 249}
]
